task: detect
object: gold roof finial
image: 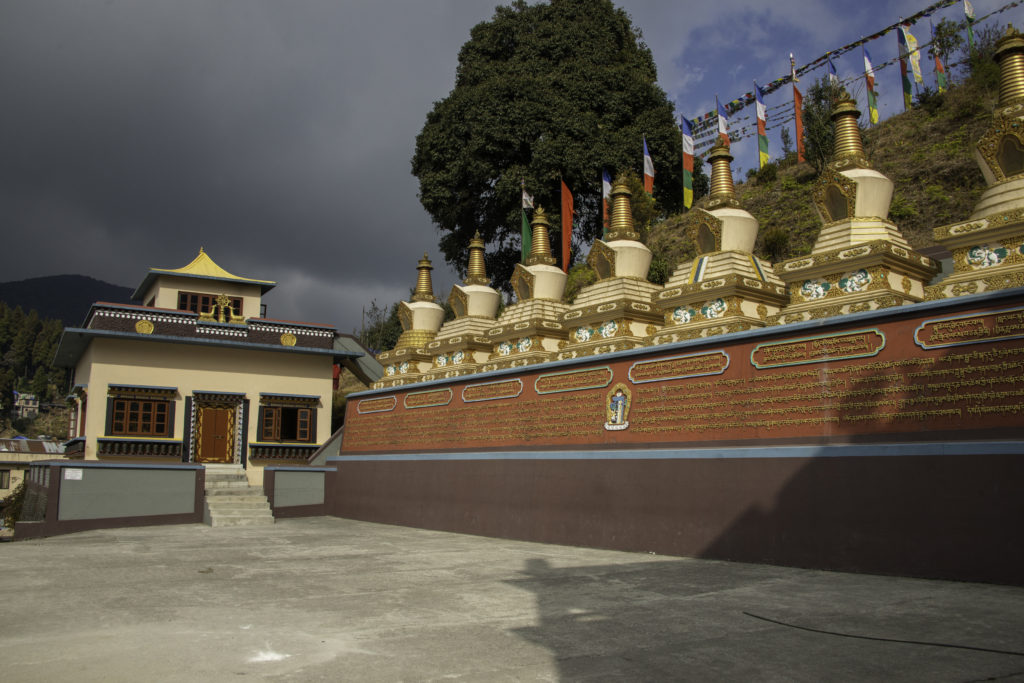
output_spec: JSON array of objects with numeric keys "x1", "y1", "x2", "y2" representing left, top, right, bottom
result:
[
  {"x1": 995, "y1": 24, "x2": 1024, "y2": 109},
  {"x1": 464, "y1": 231, "x2": 489, "y2": 285},
  {"x1": 526, "y1": 206, "x2": 556, "y2": 266},
  {"x1": 706, "y1": 139, "x2": 740, "y2": 208},
  {"x1": 606, "y1": 177, "x2": 640, "y2": 241},
  {"x1": 412, "y1": 252, "x2": 435, "y2": 302},
  {"x1": 830, "y1": 88, "x2": 871, "y2": 169}
]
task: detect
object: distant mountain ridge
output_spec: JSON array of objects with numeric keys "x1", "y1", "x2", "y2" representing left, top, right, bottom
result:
[{"x1": 0, "y1": 275, "x2": 133, "y2": 326}]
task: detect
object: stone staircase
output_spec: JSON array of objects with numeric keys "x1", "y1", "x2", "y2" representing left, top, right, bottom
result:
[{"x1": 203, "y1": 464, "x2": 275, "y2": 527}]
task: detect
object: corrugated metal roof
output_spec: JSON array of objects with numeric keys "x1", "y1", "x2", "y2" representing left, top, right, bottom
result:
[{"x1": 0, "y1": 439, "x2": 65, "y2": 455}]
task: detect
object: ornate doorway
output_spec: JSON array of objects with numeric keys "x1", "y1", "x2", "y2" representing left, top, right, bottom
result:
[{"x1": 195, "y1": 403, "x2": 236, "y2": 464}]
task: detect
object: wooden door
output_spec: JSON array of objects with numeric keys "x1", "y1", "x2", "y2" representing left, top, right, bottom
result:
[{"x1": 197, "y1": 407, "x2": 233, "y2": 463}]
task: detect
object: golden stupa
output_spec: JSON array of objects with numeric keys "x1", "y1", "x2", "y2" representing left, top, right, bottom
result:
[
  {"x1": 770, "y1": 89, "x2": 939, "y2": 323},
  {"x1": 651, "y1": 141, "x2": 788, "y2": 342},
  {"x1": 374, "y1": 253, "x2": 445, "y2": 388}
]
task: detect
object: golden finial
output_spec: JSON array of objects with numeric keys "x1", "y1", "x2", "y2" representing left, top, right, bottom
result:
[
  {"x1": 412, "y1": 252, "x2": 435, "y2": 302},
  {"x1": 526, "y1": 206, "x2": 556, "y2": 266},
  {"x1": 464, "y1": 231, "x2": 489, "y2": 285},
  {"x1": 830, "y1": 88, "x2": 871, "y2": 169},
  {"x1": 606, "y1": 178, "x2": 640, "y2": 241},
  {"x1": 705, "y1": 140, "x2": 740, "y2": 209},
  {"x1": 995, "y1": 24, "x2": 1024, "y2": 109}
]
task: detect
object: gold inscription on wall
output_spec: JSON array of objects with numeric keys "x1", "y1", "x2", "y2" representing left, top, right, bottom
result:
[
  {"x1": 404, "y1": 389, "x2": 453, "y2": 409},
  {"x1": 628, "y1": 351, "x2": 729, "y2": 383},
  {"x1": 462, "y1": 379, "x2": 523, "y2": 403},
  {"x1": 751, "y1": 330, "x2": 885, "y2": 368},
  {"x1": 357, "y1": 396, "x2": 397, "y2": 414},
  {"x1": 534, "y1": 367, "x2": 613, "y2": 394},
  {"x1": 915, "y1": 306, "x2": 1024, "y2": 348}
]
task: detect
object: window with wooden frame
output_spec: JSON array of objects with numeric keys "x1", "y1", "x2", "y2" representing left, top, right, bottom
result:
[
  {"x1": 0, "y1": 470, "x2": 10, "y2": 489},
  {"x1": 258, "y1": 396, "x2": 317, "y2": 443},
  {"x1": 109, "y1": 398, "x2": 172, "y2": 437},
  {"x1": 177, "y1": 291, "x2": 242, "y2": 318},
  {"x1": 105, "y1": 386, "x2": 177, "y2": 439}
]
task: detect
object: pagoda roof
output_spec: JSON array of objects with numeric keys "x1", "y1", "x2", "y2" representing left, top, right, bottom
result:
[{"x1": 131, "y1": 249, "x2": 276, "y2": 300}]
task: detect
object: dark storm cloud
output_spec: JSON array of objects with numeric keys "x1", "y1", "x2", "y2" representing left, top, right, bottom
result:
[{"x1": 0, "y1": 1, "x2": 495, "y2": 328}]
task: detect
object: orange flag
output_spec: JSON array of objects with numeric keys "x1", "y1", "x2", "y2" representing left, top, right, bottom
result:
[
  {"x1": 793, "y1": 85, "x2": 806, "y2": 163},
  {"x1": 561, "y1": 179, "x2": 573, "y2": 272}
]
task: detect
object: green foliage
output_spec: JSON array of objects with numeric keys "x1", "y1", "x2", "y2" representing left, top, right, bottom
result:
[
  {"x1": 2, "y1": 479, "x2": 26, "y2": 530},
  {"x1": 802, "y1": 77, "x2": 844, "y2": 174},
  {"x1": 412, "y1": 0, "x2": 693, "y2": 294},
  {"x1": 755, "y1": 162, "x2": 778, "y2": 185},
  {"x1": 779, "y1": 126, "x2": 794, "y2": 159},
  {"x1": 931, "y1": 18, "x2": 965, "y2": 70},
  {"x1": 967, "y1": 24, "x2": 1005, "y2": 92},
  {"x1": 618, "y1": 170, "x2": 657, "y2": 238},
  {"x1": 564, "y1": 262, "x2": 597, "y2": 303},
  {"x1": 356, "y1": 300, "x2": 402, "y2": 355},
  {"x1": 761, "y1": 227, "x2": 789, "y2": 260},
  {"x1": 0, "y1": 301, "x2": 66, "y2": 409},
  {"x1": 646, "y1": 253, "x2": 672, "y2": 286}
]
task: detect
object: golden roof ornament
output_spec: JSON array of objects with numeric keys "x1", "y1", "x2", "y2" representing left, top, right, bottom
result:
[
  {"x1": 412, "y1": 252, "x2": 436, "y2": 302},
  {"x1": 526, "y1": 206, "x2": 557, "y2": 266},
  {"x1": 464, "y1": 231, "x2": 490, "y2": 286},
  {"x1": 706, "y1": 139, "x2": 740, "y2": 209},
  {"x1": 606, "y1": 178, "x2": 641, "y2": 241},
  {"x1": 995, "y1": 24, "x2": 1024, "y2": 111},
  {"x1": 830, "y1": 88, "x2": 871, "y2": 169}
]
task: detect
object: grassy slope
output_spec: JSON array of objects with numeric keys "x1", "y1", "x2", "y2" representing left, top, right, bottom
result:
[{"x1": 647, "y1": 74, "x2": 999, "y2": 271}]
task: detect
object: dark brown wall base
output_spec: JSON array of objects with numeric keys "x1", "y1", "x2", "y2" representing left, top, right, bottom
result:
[
  {"x1": 326, "y1": 449, "x2": 1024, "y2": 586},
  {"x1": 15, "y1": 511, "x2": 204, "y2": 540}
]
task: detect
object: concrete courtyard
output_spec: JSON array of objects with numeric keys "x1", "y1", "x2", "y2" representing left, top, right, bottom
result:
[{"x1": 2, "y1": 517, "x2": 1023, "y2": 681}]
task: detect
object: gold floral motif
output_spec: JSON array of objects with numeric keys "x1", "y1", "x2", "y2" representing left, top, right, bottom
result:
[
  {"x1": 901, "y1": 276, "x2": 913, "y2": 294},
  {"x1": 976, "y1": 113, "x2": 1024, "y2": 182},
  {"x1": 849, "y1": 302, "x2": 871, "y2": 313},
  {"x1": 812, "y1": 170, "x2": 858, "y2": 223},
  {"x1": 135, "y1": 319, "x2": 154, "y2": 335},
  {"x1": 756, "y1": 303, "x2": 768, "y2": 320},
  {"x1": 280, "y1": 332, "x2": 297, "y2": 346},
  {"x1": 952, "y1": 282, "x2": 980, "y2": 296},
  {"x1": 983, "y1": 271, "x2": 1024, "y2": 290},
  {"x1": 873, "y1": 295, "x2": 902, "y2": 309},
  {"x1": 808, "y1": 305, "x2": 843, "y2": 320}
]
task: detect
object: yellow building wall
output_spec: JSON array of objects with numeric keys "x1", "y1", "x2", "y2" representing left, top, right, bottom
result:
[
  {"x1": 76, "y1": 337, "x2": 333, "y2": 486},
  {"x1": 142, "y1": 275, "x2": 264, "y2": 320}
]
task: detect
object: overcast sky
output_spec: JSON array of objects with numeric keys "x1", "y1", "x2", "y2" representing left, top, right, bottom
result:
[{"x1": 1, "y1": 0, "x2": 1014, "y2": 333}]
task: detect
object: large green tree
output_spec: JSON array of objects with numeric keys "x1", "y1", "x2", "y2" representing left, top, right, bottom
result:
[{"x1": 412, "y1": 0, "x2": 700, "y2": 293}]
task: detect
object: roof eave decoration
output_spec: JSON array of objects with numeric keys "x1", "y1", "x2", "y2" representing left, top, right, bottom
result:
[{"x1": 131, "y1": 248, "x2": 277, "y2": 300}]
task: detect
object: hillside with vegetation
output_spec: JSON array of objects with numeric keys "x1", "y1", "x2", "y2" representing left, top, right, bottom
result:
[{"x1": 643, "y1": 29, "x2": 1002, "y2": 279}]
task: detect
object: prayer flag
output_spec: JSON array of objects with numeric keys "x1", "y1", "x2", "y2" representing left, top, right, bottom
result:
[
  {"x1": 560, "y1": 179, "x2": 573, "y2": 272},
  {"x1": 681, "y1": 116, "x2": 694, "y2": 209},
  {"x1": 754, "y1": 82, "x2": 769, "y2": 168},
  {"x1": 965, "y1": 0, "x2": 976, "y2": 52},
  {"x1": 864, "y1": 46, "x2": 879, "y2": 124},
  {"x1": 932, "y1": 21, "x2": 948, "y2": 92},
  {"x1": 521, "y1": 183, "x2": 533, "y2": 262},
  {"x1": 602, "y1": 169, "x2": 612, "y2": 236},
  {"x1": 901, "y1": 24, "x2": 923, "y2": 85},
  {"x1": 897, "y1": 26, "x2": 915, "y2": 110},
  {"x1": 790, "y1": 52, "x2": 799, "y2": 83},
  {"x1": 793, "y1": 85, "x2": 806, "y2": 163},
  {"x1": 716, "y1": 97, "x2": 729, "y2": 144},
  {"x1": 827, "y1": 54, "x2": 838, "y2": 85},
  {"x1": 642, "y1": 136, "x2": 654, "y2": 193}
]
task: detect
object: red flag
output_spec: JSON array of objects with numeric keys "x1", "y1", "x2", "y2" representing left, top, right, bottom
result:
[
  {"x1": 561, "y1": 179, "x2": 573, "y2": 272},
  {"x1": 793, "y1": 85, "x2": 805, "y2": 163}
]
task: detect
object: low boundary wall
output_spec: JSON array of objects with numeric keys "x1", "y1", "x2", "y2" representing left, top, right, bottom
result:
[
  {"x1": 264, "y1": 466, "x2": 332, "y2": 518},
  {"x1": 332, "y1": 288, "x2": 1024, "y2": 585},
  {"x1": 15, "y1": 461, "x2": 204, "y2": 539}
]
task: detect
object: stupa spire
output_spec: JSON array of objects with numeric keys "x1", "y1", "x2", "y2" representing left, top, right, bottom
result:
[
  {"x1": 526, "y1": 206, "x2": 556, "y2": 266},
  {"x1": 464, "y1": 232, "x2": 489, "y2": 285},
  {"x1": 606, "y1": 178, "x2": 640, "y2": 241},
  {"x1": 412, "y1": 253, "x2": 435, "y2": 302},
  {"x1": 707, "y1": 140, "x2": 736, "y2": 201},
  {"x1": 996, "y1": 24, "x2": 1024, "y2": 109},
  {"x1": 831, "y1": 89, "x2": 869, "y2": 167}
]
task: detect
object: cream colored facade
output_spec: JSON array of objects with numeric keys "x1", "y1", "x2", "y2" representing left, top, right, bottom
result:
[{"x1": 56, "y1": 250, "x2": 357, "y2": 486}]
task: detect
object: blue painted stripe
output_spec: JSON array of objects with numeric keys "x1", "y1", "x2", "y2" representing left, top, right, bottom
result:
[
  {"x1": 265, "y1": 466, "x2": 337, "y2": 473},
  {"x1": 328, "y1": 441, "x2": 1023, "y2": 463},
  {"x1": 32, "y1": 461, "x2": 203, "y2": 470}
]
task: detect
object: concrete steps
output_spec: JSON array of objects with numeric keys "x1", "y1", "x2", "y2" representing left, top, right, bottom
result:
[{"x1": 203, "y1": 465, "x2": 275, "y2": 527}]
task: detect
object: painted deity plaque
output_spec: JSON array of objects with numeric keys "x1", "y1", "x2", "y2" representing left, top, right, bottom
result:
[{"x1": 604, "y1": 383, "x2": 631, "y2": 431}]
